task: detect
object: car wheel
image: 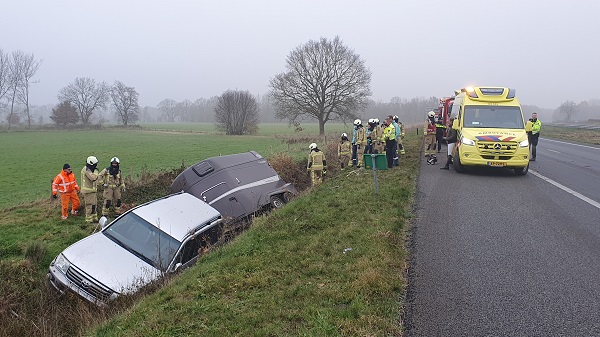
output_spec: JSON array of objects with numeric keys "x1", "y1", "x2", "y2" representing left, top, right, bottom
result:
[
  {"x1": 453, "y1": 150, "x2": 465, "y2": 173},
  {"x1": 270, "y1": 195, "x2": 285, "y2": 209},
  {"x1": 514, "y1": 163, "x2": 529, "y2": 176}
]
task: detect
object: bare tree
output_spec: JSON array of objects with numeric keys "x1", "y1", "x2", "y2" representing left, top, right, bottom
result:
[
  {"x1": 58, "y1": 77, "x2": 109, "y2": 125},
  {"x1": 269, "y1": 36, "x2": 372, "y2": 135},
  {"x1": 158, "y1": 98, "x2": 177, "y2": 122},
  {"x1": 50, "y1": 100, "x2": 79, "y2": 126},
  {"x1": 110, "y1": 80, "x2": 140, "y2": 126},
  {"x1": 16, "y1": 52, "x2": 42, "y2": 128},
  {"x1": 214, "y1": 90, "x2": 259, "y2": 135},
  {"x1": 176, "y1": 99, "x2": 194, "y2": 122},
  {"x1": 6, "y1": 51, "x2": 25, "y2": 129},
  {"x1": 0, "y1": 49, "x2": 10, "y2": 102},
  {"x1": 558, "y1": 100, "x2": 577, "y2": 122}
]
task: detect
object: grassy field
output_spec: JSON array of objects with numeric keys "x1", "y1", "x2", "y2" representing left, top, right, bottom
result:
[
  {"x1": 542, "y1": 125, "x2": 600, "y2": 145},
  {"x1": 0, "y1": 123, "x2": 420, "y2": 336},
  {"x1": 0, "y1": 123, "x2": 353, "y2": 209}
]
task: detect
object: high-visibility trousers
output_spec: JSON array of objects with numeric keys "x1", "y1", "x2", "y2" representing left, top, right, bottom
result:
[{"x1": 60, "y1": 191, "x2": 80, "y2": 219}]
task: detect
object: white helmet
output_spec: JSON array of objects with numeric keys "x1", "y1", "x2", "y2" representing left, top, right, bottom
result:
[
  {"x1": 309, "y1": 143, "x2": 317, "y2": 150},
  {"x1": 368, "y1": 118, "x2": 375, "y2": 124},
  {"x1": 111, "y1": 157, "x2": 120, "y2": 164},
  {"x1": 428, "y1": 111, "x2": 436, "y2": 118},
  {"x1": 341, "y1": 133, "x2": 348, "y2": 138},
  {"x1": 353, "y1": 119, "x2": 361, "y2": 126},
  {"x1": 393, "y1": 115, "x2": 399, "y2": 122},
  {"x1": 86, "y1": 156, "x2": 98, "y2": 165},
  {"x1": 374, "y1": 118, "x2": 380, "y2": 124}
]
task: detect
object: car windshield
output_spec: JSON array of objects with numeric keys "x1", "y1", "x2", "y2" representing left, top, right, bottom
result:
[
  {"x1": 463, "y1": 106, "x2": 524, "y2": 129},
  {"x1": 103, "y1": 212, "x2": 181, "y2": 272}
]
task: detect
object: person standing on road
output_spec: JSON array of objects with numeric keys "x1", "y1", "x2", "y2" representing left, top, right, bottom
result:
[
  {"x1": 424, "y1": 111, "x2": 437, "y2": 158},
  {"x1": 81, "y1": 156, "x2": 101, "y2": 223},
  {"x1": 441, "y1": 117, "x2": 457, "y2": 170},
  {"x1": 307, "y1": 143, "x2": 326, "y2": 187},
  {"x1": 529, "y1": 112, "x2": 542, "y2": 161},
  {"x1": 52, "y1": 164, "x2": 81, "y2": 220},
  {"x1": 338, "y1": 133, "x2": 352, "y2": 170},
  {"x1": 394, "y1": 115, "x2": 406, "y2": 156},
  {"x1": 99, "y1": 157, "x2": 126, "y2": 216},
  {"x1": 383, "y1": 115, "x2": 397, "y2": 168},
  {"x1": 435, "y1": 114, "x2": 446, "y2": 153}
]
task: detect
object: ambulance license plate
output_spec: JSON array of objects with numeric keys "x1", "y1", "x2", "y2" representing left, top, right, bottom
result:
[{"x1": 487, "y1": 161, "x2": 506, "y2": 167}]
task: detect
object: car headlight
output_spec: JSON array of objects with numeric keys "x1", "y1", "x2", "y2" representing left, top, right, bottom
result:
[
  {"x1": 462, "y1": 137, "x2": 476, "y2": 146},
  {"x1": 519, "y1": 139, "x2": 529, "y2": 147},
  {"x1": 53, "y1": 254, "x2": 71, "y2": 274}
]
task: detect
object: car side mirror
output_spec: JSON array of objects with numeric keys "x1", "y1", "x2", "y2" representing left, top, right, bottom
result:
[
  {"x1": 99, "y1": 216, "x2": 109, "y2": 228},
  {"x1": 452, "y1": 119, "x2": 459, "y2": 129}
]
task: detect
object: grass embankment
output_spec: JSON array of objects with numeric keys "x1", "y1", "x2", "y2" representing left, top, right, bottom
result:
[
  {"x1": 0, "y1": 124, "x2": 421, "y2": 336},
  {"x1": 91, "y1": 135, "x2": 421, "y2": 336},
  {"x1": 542, "y1": 125, "x2": 600, "y2": 145}
]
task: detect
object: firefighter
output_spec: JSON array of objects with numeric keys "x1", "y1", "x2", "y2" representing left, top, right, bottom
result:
[
  {"x1": 338, "y1": 133, "x2": 352, "y2": 170},
  {"x1": 435, "y1": 114, "x2": 446, "y2": 153},
  {"x1": 307, "y1": 143, "x2": 326, "y2": 187},
  {"x1": 424, "y1": 111, "x2": 437, "y2": 157},
  {"x1": 373, "y1": 118, "x2": 384, "y2": 154},
  {"x1": 394, "y1": 115, "x2": 406, "y2": 155},
  {"x1": 364, "y1": 119, "x2": 376, "y2": 154},
  {"x1": 351, "y1": 119, "x2": 365, "y2": 167},
  {"x1": 391, "y1": 115, "x2": 401, "y2": 166},
  {"x1": 99, "y1": 157, "x2": 126, "y2": 216},
  {"x1": 81, "y1": 156, "x2": 100, "y2": 223},
  {"x1": 383, "y1": 115, "x2": 397, "y2": 168},
  {"x1": 52, "y1": 164, "x2": 81, "y2": 220}
]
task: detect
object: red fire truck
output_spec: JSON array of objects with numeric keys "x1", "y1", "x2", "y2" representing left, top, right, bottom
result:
[{"x1": 437, "y1": 96, "x2": 454, "y2": 136}]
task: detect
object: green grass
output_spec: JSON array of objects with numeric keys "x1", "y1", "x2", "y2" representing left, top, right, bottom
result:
[
  {"x1": 0, "y1": 124, "x2": 351, "y2": 209},
  {"x1": 89, "y1": 135, "x2": 421, "y2": 336},
  {"x1": 140, "y1": 122, "x2": 350, "y2": 136},
  {"x1": 542, "y1": 125, "x2": 600, "y2": 145}
]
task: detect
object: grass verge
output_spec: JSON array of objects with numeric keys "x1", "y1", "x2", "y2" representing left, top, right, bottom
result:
[
  {"x1": 90, "y1": 134, "x2": 421, "y2": 337},
  {"x1": 543, "y1": 125, "x2": 600, "y2": 145}
]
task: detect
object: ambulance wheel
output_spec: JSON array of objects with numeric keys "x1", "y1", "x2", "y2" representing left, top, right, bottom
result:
[
  {"x1": 453, "y1": 151, "x2": 466, "y2": 173},
  {"x1": 514, "y1": 163, "x2": 529, "y2": 176},
  {"x1": 270, "y1": 195, "x2": 285, "y2": 209}
]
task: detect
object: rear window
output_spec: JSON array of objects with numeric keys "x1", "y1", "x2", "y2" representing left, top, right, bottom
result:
[{"x1": 463, "y1": 106, "x2": 524, "y2": 129}]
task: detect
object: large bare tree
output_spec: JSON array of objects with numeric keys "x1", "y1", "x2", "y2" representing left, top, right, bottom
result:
[
  {"x1": 0, "y1": 49, "x2": 10, "y2": 102},
  {"x1": 6, "y1": 51, "x2": 26, "y2": 129},
  {"x1": 214, "y1": 90, "x2": 259, "y2": 135},
  {"x1": 157, "y1": 98, "x2": 177, "y2": 122},
  {"x1": 269, "y1": 36, "x2": 372, "y2": 135},
  {"x1": 110, "y1": 80, "x2": 140, "y2": 126},
  {"x1": 557, "y1": 100, "x2": 577, "y2": 122},
  {"x1": 58, "y1": 77, "x2": 109, "y2": 125}
]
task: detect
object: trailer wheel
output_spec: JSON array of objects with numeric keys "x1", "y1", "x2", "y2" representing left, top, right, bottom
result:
[{"x1": 270, "y1": 195, "x2": 285, "y2": 209}]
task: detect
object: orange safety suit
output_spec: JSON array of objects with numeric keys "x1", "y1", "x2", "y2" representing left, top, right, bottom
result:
[{"x1": 52, "y1": 169, "x2": 81, "y2": 219}]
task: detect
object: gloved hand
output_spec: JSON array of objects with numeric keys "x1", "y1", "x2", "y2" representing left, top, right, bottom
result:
[
  {"x1": 357, "y1": 144, "x2": 361, "y2": 150},
  {"x1": 323, "y1": 169, "x2": 327, "y2": 176},
  {"x1": 52, "y1": 194, "x2": 58, "y2": 199},
  {"x1": 121, "y1": 185, "x2": 126, "y2": 192}
]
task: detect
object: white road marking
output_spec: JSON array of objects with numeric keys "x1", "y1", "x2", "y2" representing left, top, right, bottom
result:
[
  {"x1": 541, "y1": 138, "x2": 600, "y2": 150},
  {"x1": 530, "y1": 170, "x2": 600, "y2": 210},
  {"x1": 547, "y1": 149, "x2": 560, "y2": 153}
]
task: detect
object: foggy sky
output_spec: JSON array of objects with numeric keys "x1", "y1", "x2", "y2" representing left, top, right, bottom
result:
[{"x1": 2, "y1": 0, "x2": 599, "y2": 109}]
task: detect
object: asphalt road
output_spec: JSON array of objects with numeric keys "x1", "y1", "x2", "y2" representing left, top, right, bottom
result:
[{"x1": 404, "y1": 139, "x2": 600, "y2": 337}]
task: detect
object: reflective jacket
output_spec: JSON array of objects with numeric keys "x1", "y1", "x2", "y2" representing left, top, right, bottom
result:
[
  {"x1": 424, "y1": 121, "x2": 437, "y2": 135},
  {"x1": 52, "y1": 170, "x2": 80, "y2": 195},
  {"x1": 80, "y1": 166, "x2": 100, "y2": 194},
  {"x1": 531, "y1": 119, "x2": 541, "y2": 135},
  {"x1": 99, "y1": 167, "x2": 125, "y2": 189},
  {"x1": 383, "y1": 124, "x2": 396, "y2": 141},
  {"x1": 307, "y1": 149, "x2": 326, "y2": 170},
  {"x1": 338, "y1": 141, "x2": 352, "y2": 155}
]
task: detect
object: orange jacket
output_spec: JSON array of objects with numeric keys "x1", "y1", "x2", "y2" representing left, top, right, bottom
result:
[{"x1": 52, "y1": 170, "x2": 80, "y2": 195}]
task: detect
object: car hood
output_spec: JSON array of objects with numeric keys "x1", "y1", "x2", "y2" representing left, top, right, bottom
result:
[{"x1": 61, "y1": 232, "x2": 161, "y2": 294}]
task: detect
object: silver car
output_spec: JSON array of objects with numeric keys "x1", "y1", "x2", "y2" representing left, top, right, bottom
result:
[{"x1": 47, "y1": 192, "x2": 222, "y2": 305}]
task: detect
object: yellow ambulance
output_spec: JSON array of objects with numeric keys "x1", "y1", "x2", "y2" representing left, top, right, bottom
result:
[{"x1": 451, "y1": 86, "x2": 530, "y2": 175}]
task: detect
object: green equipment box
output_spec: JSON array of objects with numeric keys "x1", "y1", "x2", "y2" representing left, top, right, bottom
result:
[{"x1": 363, "y1": 153, "x2": 387, "y2": 170}]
